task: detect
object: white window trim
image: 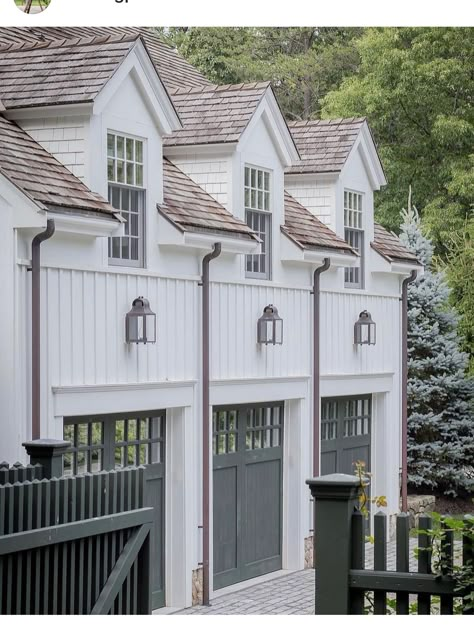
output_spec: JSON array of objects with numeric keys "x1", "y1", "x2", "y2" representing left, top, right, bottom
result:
[
  {"x1": 107, "y1": 131, "x2": 147, "y2": 268},
  {"x1": 344, "y1": 189, "x2": 364, "y2": 289},
  {"x1": 244, "y1": 164, "x2": 272, "y2": 281}
]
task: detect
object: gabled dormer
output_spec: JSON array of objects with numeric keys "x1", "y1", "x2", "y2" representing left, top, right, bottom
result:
[
  {"x1": 163, "y1": 82, "x2": 299, "y2": 282},
  {"x1": 285, "y1": 118, "x2": 387, "y2": 290}
]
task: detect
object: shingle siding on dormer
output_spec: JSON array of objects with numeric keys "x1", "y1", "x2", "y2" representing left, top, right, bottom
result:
[{"x1": 19, "y1": 116, "x2": 87, "y2": 180}]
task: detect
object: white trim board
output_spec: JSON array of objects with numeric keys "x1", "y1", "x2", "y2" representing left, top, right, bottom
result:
[
  {"x1": 321, "y1": 372, "x2": 394, "y2": 396},
  {"x1": 210, "y1": 376, "x2": 310, "y2": 405},
  {"x1": 52, "y1": 380, "x2": 197, "y2": 416}
]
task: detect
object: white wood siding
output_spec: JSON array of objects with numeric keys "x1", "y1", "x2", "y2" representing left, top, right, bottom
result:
[
  {"x1": 170, "y1": 157, "x2": 229, "y2": 207},
  {"x1": 19, "y1": 116, "x2": 87, "y2": 180},
  {"x1": 285, "y1": 178, "x2": 335, "y2": 227}
]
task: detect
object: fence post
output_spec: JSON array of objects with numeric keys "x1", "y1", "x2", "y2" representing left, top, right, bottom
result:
[
  {"x1": 306, "y1": 473, "x2": 368, "y2": 615},
  {"x1": 22, "y1": 439, "x2": 70, "y2": 478}
]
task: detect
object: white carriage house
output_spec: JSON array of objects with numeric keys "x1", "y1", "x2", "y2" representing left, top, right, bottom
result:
[{"x1": 0, "y1": 28, "x2": 421, "y2": 609}]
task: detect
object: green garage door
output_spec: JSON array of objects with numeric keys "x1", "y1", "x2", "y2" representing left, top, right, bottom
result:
[
  {"x1": 63, "y1": 411, "x2": 166, "y2": 610},
  {"x1": 213, "y1": 403, "x2": 283, "y2": 590},
  {"x1": 321, "y1": 396, "x2": 371, "y2": 475}
]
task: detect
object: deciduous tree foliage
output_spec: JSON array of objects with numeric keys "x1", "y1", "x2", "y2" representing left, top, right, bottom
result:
[
  {"x1": 400, "y1": 204, "x2": 474, "y2": 496},
  {"x1": 158, "y1": 27, "x2": 362, "y2": 119}
]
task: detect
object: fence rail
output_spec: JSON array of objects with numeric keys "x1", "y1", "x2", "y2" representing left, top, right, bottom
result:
[
  {"x1": 307, "y1": 474, "x2": 473, "y2": 616},
  {"x1": 0, "y1": 441, "x2": 152, "y2": 615}
]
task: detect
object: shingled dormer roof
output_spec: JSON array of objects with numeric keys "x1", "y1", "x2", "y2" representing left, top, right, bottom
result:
[
  {"x1": 286, "y1": 118, "x2": 367, "y2": 175},
  {"x1": 282, "y1": 191, "x2": 356, "y2": 255},
  {"x1": 159, "y1": 158, "x2": 258, "y2": 241},
  {"x1": 0, "y1": 114, "x2": 119, "y2": 218},
  {"x1": 0, "y1": 34, "x2": 148, "y2": 110},
  {"x1": 163, "y1": 82, "x2": 272, "y2": 147},
  {"x1": 0, "y1": 27, "x2": 211, "y2": 92},
  {"x1": 372, "y1": 223, "x2": 421, "y2": 265}
]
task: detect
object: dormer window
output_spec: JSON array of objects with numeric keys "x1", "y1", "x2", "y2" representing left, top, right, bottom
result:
[
  {"x1": 107, "y1": 132, "x2": 145, "y2": 267},
  {"x1": 344, "y1": 190, "x2": 364, "y2": 288},
  {"x1": 245, "y1": 166, "x2": 271, "y2": 279}
]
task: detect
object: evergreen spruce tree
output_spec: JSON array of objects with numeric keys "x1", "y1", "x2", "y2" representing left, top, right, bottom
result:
[{"x1": 399, "y1": 202, "x2": 474, "y2": 497}]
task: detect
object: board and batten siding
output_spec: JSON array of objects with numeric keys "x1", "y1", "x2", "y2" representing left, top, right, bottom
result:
[
  {"x1": 16, "y1": 266, "x2": 401, "y2": 388},
  {"x1": 320, "y1": 291, "x2": 400, "y2": 376},
  {"x1": 18, "y1": 116, "x2": 87, "y2": 181}
]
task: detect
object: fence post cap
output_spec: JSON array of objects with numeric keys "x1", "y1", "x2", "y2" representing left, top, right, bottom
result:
[
  {"x1": 306, "y1": 473, "x2": 369, "y2": 499},
  {"x1": 23, "y1": 439, "x2": 71, "y2": 457}
]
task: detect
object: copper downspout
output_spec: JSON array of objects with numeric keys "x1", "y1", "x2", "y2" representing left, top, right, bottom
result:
[
  {"x1": 312, "y1": 258, "x2": 331, "y2": 477},
  {"x1": 401, "y1": 269, "x2": 417, "y2": 512},
  {"x1": 200, "y1": 242, "x2": 221, "y2": 606},
  {"x1": 31, "y1": 219, "x2": 55, "y2": 440}
]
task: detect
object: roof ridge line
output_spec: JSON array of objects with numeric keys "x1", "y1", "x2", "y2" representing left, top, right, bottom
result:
[
  {"x1": 0, "y1": 32, "x2": 140, "y2": 53},
  {"x1": 287, "y1": 116, "x2": 367, "y2": 127},
  {"x1": 169, "y1": 80, "x2": 271, "y2": 96}
]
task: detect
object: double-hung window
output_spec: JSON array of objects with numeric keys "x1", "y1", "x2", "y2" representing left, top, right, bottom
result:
[
  {"x1": 107, "y1": 132, "x2": 145, "y2": 267},
  {"x1": 344, "y1": 190, "x2": 364, "y2": 288},
  {"x1": 245, "y1": 166, "x2": 271, "y2": 279}
]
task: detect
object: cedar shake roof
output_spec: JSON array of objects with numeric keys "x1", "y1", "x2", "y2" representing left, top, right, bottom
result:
[
  {"x1": 0, "y1": 27, "x2": 211, "y2": 92},
  {"x1": 0, "y1": 114, "x2": 118, "y2": 218},
  {"x1": 159, "y1": 158, "x2": 258, "y2": 240},
  {"x1": 372, "y1": 223, "x2": 421, "y2": 265},
  {"x1": 283, "y1": 191, "x2": 356, "y2": 255},
  {"x1": 0, "y1": 34, "x2": 140, "y2": 109},
  {"x1": 163, "y1": 82, "x2": 271, "y2": 147},
  {"x1": 287, "y1": 118, "x2": 366, "y2": 175}
]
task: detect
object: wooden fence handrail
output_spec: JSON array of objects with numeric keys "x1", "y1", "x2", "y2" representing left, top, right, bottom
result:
[
  {"x1": 0, "y1": 507, "x2": 154, "y2": 555},
  {"x1": 349, "y1": 570, "x2": 460, "y2": 596}
]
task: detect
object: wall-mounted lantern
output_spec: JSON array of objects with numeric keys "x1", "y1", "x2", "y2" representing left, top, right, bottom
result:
[
  {"x1": 354, "y1": 310, "x2": 376, "y2": 346},
  {"x1": 257, "y1": 304, "x2": 283, "y2": 345},
  {"x1": 125, "y1": 297, "x2": 156, "y2": 344}
]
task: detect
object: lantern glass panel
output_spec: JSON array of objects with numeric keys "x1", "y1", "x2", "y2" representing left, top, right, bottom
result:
[{"x1": 274, "y1": 319, "x2": 283, "y2": 345}]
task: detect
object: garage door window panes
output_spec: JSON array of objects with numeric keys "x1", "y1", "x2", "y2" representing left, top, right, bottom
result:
[
  {"x1": 213, "y1": 410, "x2": 237, "y2": 455},
  {"x1": 114, "y1": 415, "x2": 165, "y2": 468},
  {"x1": 321, "y1": 400, "x2": 338, "y2": 441},
  {"x1": 63, "y1": 420, "x2": 104, "y2": 475},
  {"x1": 246, "y1": 405, "x2": 282, "y2": 450},
  {"x1": 63, "y1": 412, "x2": 165, "y2": 474},
  {"x1": 343, "y1": 398, "x2": 371, "y2": 437}
]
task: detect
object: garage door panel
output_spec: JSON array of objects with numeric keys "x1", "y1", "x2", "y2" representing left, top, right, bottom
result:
[
  {"x1": 321, "y1": 396, "x2": 371, "y2": 477},
  {"x1": 213, "y1": 403, "x2": 283, "y2": 590},
  {"x1": 244, "y1": 459, "x2": 281, "y2": 565},
  {"x1": 214, "y1": 466, "x2": 239, "y2": 576},
  {"x1": 321, "y1": 450, "x2": 337, "y2": 475},
  {"x1": 341, "y1": 445, "x2": 370, "y2": 475}
]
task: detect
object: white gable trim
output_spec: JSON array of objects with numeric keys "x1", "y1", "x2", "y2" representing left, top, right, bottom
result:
[
  {"x1": 239, "y1": 89, "x2": 300, "y2": 167},
  {"x1": 93, "y1": 40, "x2": 181, "y2": 136},
  {"x1": 342, "y1": 121, "x2": 386, "y2": 191}
]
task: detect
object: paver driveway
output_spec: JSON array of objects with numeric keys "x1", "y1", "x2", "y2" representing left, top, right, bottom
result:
[{"x1": 177, "y1": 540, "x2": 422, "y2": 615}]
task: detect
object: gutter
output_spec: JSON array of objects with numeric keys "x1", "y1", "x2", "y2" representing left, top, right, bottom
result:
[
  {"x1": 312, "y1": 258, "x2": 331, "y2": 476},
  {"x1": 401, "y1": 269, "x2": 417, "y2": 512},
  {"x1": 30, "y1": 219, "x2": 55, "y2": 440},
  {"x1": 199, "y1": 242, "x2": 221, "y2": 606}
]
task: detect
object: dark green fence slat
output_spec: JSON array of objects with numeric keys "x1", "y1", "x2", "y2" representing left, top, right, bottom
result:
[
  {"x1": 0, "y1": 486, "x2": 5, "y2": 536},
  {"x1": 417, "y1": 515, "x2": 432, "y2": 614},
  {"x1": 350, "y1": 511, "x2": 365, "y2": 614},
  {"x1": 5, "y1": 484, "x2": 13, "y2": 535},
  {"x1": 373, "y1": 512, "x2": 387, "y2": 615},
  {"x1": 440, "y1": 519, "x2": 454, "y2": 615},
  {"x1": 6, "y1": 554, "x2": 13, "y2": 614},
  {"x1": 396, "y1": 513, "x2": 410, "y2": 614},
  {"x1": 462, "y1": 516, "x2": 474, "y2": 615}
]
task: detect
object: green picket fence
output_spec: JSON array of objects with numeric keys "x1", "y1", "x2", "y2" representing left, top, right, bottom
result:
[
  {"x1": 307, "y1": 474, "x2": 474, "y2": 615},
  {"x1": 0, "y1": 449, "x2": 153, "y2": 615}
]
